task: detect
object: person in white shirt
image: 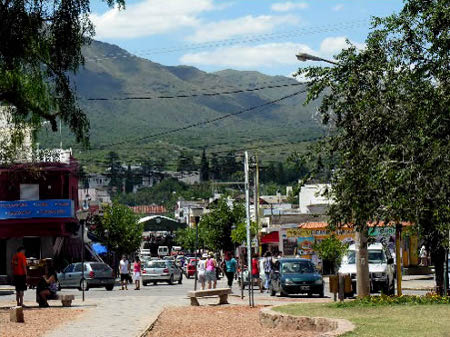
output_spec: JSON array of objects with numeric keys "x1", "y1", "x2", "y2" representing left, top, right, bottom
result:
[
  {"x1": 119, "y1": 256, "x2": 130, "y2": 290},
  {"x1": 197, "y1": 254, "x2": 208, "y2": 290}
]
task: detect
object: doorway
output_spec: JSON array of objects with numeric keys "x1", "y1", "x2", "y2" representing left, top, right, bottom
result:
[
  {"x1": 0, "y1": 240, "x2": 6, "y2": 274},
  {"x1": 23, "y1": 237, "x2": 41, "y2": 260}
]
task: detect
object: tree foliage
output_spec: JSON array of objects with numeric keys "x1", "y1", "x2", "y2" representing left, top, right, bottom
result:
[
  {"x1": 0, "y1": 0, "x2": 125, "y2": 149},
  {"x1": 313, "y1": 235, "x2": 348, "y2": 274},
  {"x1": 231, "y1": 221, "x2": 258, "y2": 245},
  {"x1": 95, "y1": 201, "x2": 142, "y2": 256},
  {"x1": 299, "y1": 0, "x2": 449, "y2": 293}
]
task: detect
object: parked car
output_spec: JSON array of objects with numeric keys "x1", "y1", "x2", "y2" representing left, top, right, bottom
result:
[
  {"x1": 57, "y1": 262, "x2": 115, "y2": 291},
  {"x1": 186, "y1": 258, "x2": 197, "y2": 278},
  {"x1": 157, "y1": 246, "x2": 169, "y2": 257},
  {"x1": 339, "y1": 243, "x2": 395, "y2": 295},
  {"x1": 142, "y1": 260, "x2": 182, "y2": 285},
  {"x1": 270, "y1": 258, "x2": 324, "y2": 297}
]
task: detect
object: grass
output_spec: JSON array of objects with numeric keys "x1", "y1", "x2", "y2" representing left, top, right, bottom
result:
[{"x1": 274, "y1": 302, "x2": 450, "y2": 337}]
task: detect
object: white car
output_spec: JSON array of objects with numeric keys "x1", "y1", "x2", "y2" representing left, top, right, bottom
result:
[{"x1": 339, "y1": 243, "x2": 395, "y2": 295}]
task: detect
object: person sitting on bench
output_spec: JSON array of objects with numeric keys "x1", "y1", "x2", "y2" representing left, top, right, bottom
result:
[{"x1": 36, "y1": 268, "x2": 58, "y2": 307}]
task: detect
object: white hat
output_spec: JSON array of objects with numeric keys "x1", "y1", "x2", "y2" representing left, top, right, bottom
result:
[{"x1": 202, "y1": 253, "x2": 208, "y2": 258}]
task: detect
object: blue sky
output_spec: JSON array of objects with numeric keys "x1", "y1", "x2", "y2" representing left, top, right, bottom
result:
[{"x1": 90, "y1": 0, "x2": 405, "y2": 76}]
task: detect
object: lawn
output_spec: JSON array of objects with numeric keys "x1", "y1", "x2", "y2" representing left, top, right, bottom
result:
[{"x1": 274, "y1": 303, "x2": 450, "y2": 337}]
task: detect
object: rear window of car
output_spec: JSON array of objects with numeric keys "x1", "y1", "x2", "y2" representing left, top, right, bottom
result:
[
  {"x1": 90, "y1": 263, "x2": 112, "y2": 271},
  {"x1": 147, "y1": 261, "x2": 166, "y2": 268}
]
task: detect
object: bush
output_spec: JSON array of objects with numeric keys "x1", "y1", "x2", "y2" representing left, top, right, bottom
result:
[{"x1": 336, "y1": 293, "x2": 450, "y2": 307}]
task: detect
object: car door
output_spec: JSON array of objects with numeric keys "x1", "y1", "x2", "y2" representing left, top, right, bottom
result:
[
  {"x1": 71, "y1": 263, "x2": 83, "y2": 287},
  {"x1": 59, "y1": 264, "x2": 75, "y2": 288}
]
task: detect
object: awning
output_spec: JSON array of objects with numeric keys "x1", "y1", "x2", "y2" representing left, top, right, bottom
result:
[
  {"x1": 0, "y1": 218, "x2": 76, "y2": 238},
  {"x1": 261, "y1": 231, "x2": 279, "y2": 244}
]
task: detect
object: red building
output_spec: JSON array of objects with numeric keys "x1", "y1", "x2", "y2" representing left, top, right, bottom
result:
[{"x1": 0, "y1": 159, "x2": 80, "y2": 283}]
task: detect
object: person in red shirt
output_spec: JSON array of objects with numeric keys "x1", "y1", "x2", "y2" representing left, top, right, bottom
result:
[
  {"x1": 11, "y1": 246, "x2": 27, "y2": 306},
  {"x1": 251, "y1": 254, "x2": 263, "y2": 293}
]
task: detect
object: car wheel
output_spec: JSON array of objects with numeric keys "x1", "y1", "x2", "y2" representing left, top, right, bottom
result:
[
  {"x1": 270, "y1": 285, "x2": 276, "y2": 296},
  {"x1": 168, "y1": 275, "x2": 174, "y2": 285},
  {"x1": 153, "y1": 282, "x2": 157, "y2": 285},
  {"x1": 187, "y1": 274, "x2": 191, "y2": 279},
  {"x1": 143, "y1": 282, "x2": 148, "y2": 286},
  {"x1": 279, "y1": 290, "x2": 288, "y2": 297},
  {"x1": 307, "y1": 292, "x2": 312, "y2": 297},
  {"x1": 178, "y1": 274, "x2": 183, "y2": 284},
  {"x1": 105, "y1": 285, "x2": 114, "y2": 291},
  {"x1": 318, "y1": 289, "x2": 325, "y2": 298}
]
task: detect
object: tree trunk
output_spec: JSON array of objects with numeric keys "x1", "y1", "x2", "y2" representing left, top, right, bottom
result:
[
  {"x1": 431, "y1": 247, "x2": 446, "y2": 295},
  {"x1": 356, "y1": 227, "x2": 370, "y2": 297}
]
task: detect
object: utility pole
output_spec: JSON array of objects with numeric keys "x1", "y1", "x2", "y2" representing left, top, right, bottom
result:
[
  {"x1": 396, "y1": 223, "x2": 402, "y2": 296},
  {"x1": 253, "y1": 155, "x2": 260, "y2": 255},
  {"x1": 244, "y1": 152, "x2": 253, "y2": 307}
]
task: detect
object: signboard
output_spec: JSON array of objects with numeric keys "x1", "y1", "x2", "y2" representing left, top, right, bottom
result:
[
  {"x1": 0, "y1": 199, "x2": 74, "y2": 220},
  {"x1": 286, "y1": 228, "x2": 312, "y2": 238}
]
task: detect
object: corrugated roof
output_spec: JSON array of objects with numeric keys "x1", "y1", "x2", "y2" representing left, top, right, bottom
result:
[
  {"x1": 130, "y1": 205, "x2": 167, "y2": 214},
  {"x1": 298, "y1": 221, "x2": 412, "y2": 229}
]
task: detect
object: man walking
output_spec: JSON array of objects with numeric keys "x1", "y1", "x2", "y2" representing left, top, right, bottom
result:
[
  {"x1": 11, "y1": 246, "x2": 27, "y2": 306},
  {"x1": 119, "y1": 255, "x2": 130, "y2": 290},
  {"x1": 263, "y1": 251, "x2": 273, "y2": 293}
]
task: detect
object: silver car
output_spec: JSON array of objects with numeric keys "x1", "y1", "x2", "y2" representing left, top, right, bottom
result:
[
  {"x1": 57, "y1": 262, "x2": 115, "y2": 291},
  {"x1": 142, "y1": 260, "x2": 182, "y2": 286}
]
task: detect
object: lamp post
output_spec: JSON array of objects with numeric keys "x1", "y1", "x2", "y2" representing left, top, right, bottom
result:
[
  {"x1": 296, "y1": 52, "x2": 339, "y2": 66},
  {"x1": 76, "y1": 194, "x2": 90, "y2": 302},
  {"x1": 192, "y1": 208, "x2": 203, "y2": 291}
]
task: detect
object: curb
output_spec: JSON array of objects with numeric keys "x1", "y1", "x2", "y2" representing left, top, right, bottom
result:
[{"x1": 136, "y1": 309, "x2": 164, "y2": 337}]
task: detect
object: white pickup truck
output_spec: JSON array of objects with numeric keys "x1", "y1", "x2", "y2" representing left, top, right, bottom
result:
[{"x1": 339, "y1": 243, "x2": 395, "y2": 295}]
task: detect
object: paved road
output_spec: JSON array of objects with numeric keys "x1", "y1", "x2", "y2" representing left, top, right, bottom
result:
[{"x1": 0, "y1": 274, "x2": 434, "y2": 337}]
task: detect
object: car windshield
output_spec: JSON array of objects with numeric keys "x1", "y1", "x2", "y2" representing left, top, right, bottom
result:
[
  {"x1": 147, "y1": 261, "x2": 166, "y2": 268},
  {"x1": 346, "y1": 250, "x2": 386, "y2": 264},
  {"x1": 281, "y1": 261, "x2": 315, "y2": 274}
]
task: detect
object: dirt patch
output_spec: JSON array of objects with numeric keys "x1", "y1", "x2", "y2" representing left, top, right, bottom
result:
[
  {"x1": 147, "y1": 305, "x2": 317, "y2": 337},
  {"x1": 0, "y1": 307, "x2": 84, "y2": 337}
]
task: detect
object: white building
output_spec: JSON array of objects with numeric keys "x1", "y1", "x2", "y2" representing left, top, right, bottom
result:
[{"x1": 298, "y1": 183, "x2": 332, "y2": 214}]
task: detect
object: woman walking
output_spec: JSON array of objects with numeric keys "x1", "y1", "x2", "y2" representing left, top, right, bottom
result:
[
  {"x1": 133, "y1": 257, "x2": 141, "y2": 290},
  {"x1": 251, "y1": 253, "x2": 263, "y2": 293},
  {"x1": 224, "y1": 252, "x2": 237, "y2": 290},
  {"x1": 205, "y1": 253, "x2": 217, "y2": 289},
  {"x1": 197, "y1": 253, "x2": 208, "y2": 290}
]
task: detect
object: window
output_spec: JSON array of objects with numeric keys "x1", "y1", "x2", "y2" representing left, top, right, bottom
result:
[
  {"x1": 147, "y1": 261, "x2": 166, "y2": 268},
  {"x1": 20, "y1": 184, "x2": 39, "y2": 200},
  {"x1": 64, "y1": 264, "x2": 74, "y2": 273},
  {"x1": 281, "y1": 261, "x2": 315, "y2": 274},
  {"x1": 90, "y1": 263, "x2": 111, "y2": 271},
  {"x1": 73, "y1": 263, "x2": 87, "y2": 272}
]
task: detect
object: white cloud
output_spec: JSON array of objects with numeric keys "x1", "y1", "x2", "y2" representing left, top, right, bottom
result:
[
  {"x1": 91, "y1": 0, "x2": 215, "y2": 39},
  {"x1": 271, "y1": 2, "x2": 308, "y2": 12},
  {"x1": 320, "y1": 36, "x2": 365, "y2": 55},
  {"x1": 180, "y1": 42, "x2": 316, "y2": 68},
  {"x1": 332, "y1": 4, "x2": 344, "y2": 11},
  {"x1": 187, "y1": 15, "x2": 299, "y2": 43}
]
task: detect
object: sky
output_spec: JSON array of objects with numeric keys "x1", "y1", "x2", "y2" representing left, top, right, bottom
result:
[{"x1": 89, "y1": 0, "x2": 405, "y2": 76}]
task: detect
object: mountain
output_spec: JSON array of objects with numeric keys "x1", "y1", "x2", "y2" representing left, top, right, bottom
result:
[{"x1": 38, "y1": 40, "x2": 323, "y2": 171}]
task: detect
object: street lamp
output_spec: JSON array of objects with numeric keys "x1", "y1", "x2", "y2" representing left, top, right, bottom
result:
[
  {"x1": 296, "y1": 52, "x2": 339, "y2": 66},
  {"x1": 191, "y1": 208, "x2": 203, "y2": 291}
]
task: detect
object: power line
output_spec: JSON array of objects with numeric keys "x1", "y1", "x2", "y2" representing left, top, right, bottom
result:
[
  {"x1": 85, "y1": 19, "x2": 370, "y2": 63},
  {"x1": 82, "y1": 82, "x2": 304, "y2": 101},
  {"x1": 90, "y1": 88, "x2": 308, "y2": 149}
]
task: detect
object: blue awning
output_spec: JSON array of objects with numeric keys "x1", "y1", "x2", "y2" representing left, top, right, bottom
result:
[{"x1": 92, "y1": 242, "x2": 108, "y2": 254}]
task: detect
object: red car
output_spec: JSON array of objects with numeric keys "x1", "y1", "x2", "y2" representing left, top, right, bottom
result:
[{"x1": 186, "y1": 258, "x2": 197, "y2": 278}]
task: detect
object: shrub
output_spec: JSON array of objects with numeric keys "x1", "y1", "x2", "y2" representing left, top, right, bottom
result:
[{"x1": 336, "y1": 294, "x2": 450, "y2": 307}]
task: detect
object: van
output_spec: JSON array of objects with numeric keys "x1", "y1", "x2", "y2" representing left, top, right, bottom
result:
[
  {"x1": 339, "y1": 243, "x2": 395, "y2": 295},
  {"x1": 157, "y1": 246, "x2": 169, "y2": 257}
]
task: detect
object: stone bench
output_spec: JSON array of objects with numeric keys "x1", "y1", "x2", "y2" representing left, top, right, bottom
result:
[
  {"x1": 187, "y1": 288, "x2": 231, "y2": 306},
  {"x1": 51, "y1": 294, "x2": 75, "y2": 307}
]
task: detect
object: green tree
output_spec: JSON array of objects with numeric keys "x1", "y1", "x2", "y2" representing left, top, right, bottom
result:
[
  {"x1": 313, "y1": 235, "x2": 348, "y2": 274},
  {"x1": 200, "y1": 149, "x2": 209, "y2": 182},
  {"x1": 210, "y1": 153, "x2": 220, "y2": 180},
  {"x1": 95, "y1": 202, "x2": 143, "y2": 257},
  {"x1": 0, "y1": 0, "x2": 125, "y2": 151},
  {"x1": 231, "y1": 221, "x2": 258, "y2": 245},
  {"x1": 124, "y1": 164, "x2": 134, "y2": 194},
  {"x1": 107, "y1": 151, "x2": 122, "y2": 193},
  {"x1": 299, "y1": 0, "x2": 449, "y2": 295},
  {"x1": 177, "y1": 152, "x2": 197, "y2": 172},
  {"x1": 199, "y1": 198, "x2": 245, "y2": 251}
]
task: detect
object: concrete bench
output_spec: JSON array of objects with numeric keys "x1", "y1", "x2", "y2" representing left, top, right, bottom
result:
[
  {"x1": 187, "y1": 288, "x2": 231, "y2": 306},
  {"x1": 50, "y1": 294, "x2": 75, "y2": 307}
]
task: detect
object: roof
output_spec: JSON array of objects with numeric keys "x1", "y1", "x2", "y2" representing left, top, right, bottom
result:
[
  {"x1": 131, "y1": 205, "x2": 167, "y2": 214},
  {"x1": 279, "y1": 258, "x2": 311, "y2": 262}
]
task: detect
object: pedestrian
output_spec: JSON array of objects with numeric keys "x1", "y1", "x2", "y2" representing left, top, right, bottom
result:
[
  {"x1": 251, "y1": 253, "x2": 262, "y2": 293},
  {"x1": 120, "y1": 255, "x2": 130, "y2": 290},
  {"x1": 11, "y1": 246, "x2": 27, "y2": 307},
  {"x1": 263, "y1": 251, "x2": 273, "y2": 292},
  {"x1": 133, "y1": 256, "x2": 141, "y2": 290},
  {"x1": 36, "y1": 267, "x2": 58, "y2": 307},
  {"x1": 224, "y1": 252, "x2": 237, "y2": 290},
  {"x1": 419, "y1": 245, "x2": 428, "y2": 266},
  {"x1": 205, "y1": 253, "x2": 217, "y2": 289},
  {"x1": 197, "y1": 253, "x2": 208, "y2": 290}
]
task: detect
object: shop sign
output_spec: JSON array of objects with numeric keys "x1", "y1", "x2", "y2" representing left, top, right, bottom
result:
[
  {"x1": 0, "y1": 199, "x2": 74, "y2": 220},
  {"x1": 286, "y1": 228, "x2": 312, "y2": 237}
]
